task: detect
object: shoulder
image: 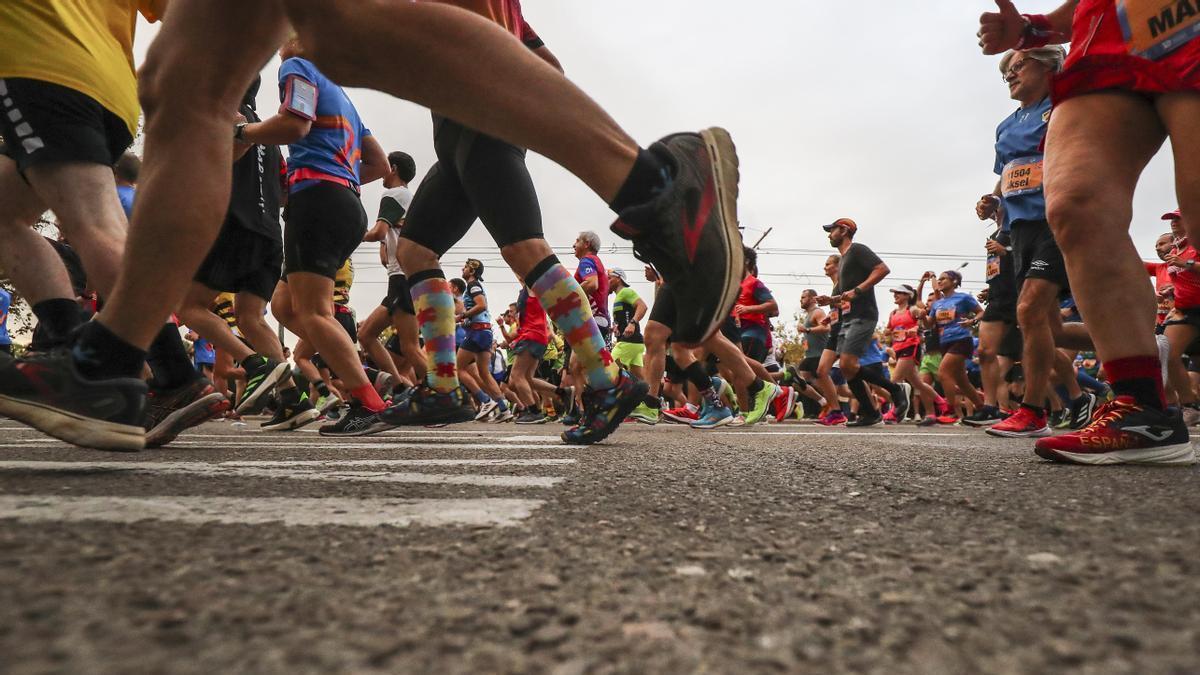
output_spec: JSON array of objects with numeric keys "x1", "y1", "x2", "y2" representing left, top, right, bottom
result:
[{"x1": 279, "y1": 57, "x2": 319, "y2": 82}]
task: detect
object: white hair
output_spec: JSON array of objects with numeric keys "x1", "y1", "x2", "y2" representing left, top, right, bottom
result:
[
  {"x1": 578, "y1": 230, "x2": 601, "y2": 253},
  {"x1": 1001, "y1": 46, "x2": 1066, "y2": 75}
]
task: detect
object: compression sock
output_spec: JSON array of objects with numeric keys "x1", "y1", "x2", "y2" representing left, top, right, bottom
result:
[
  {"x1": 72, "y1": 320, "x2": 146, "y2": 381},
  {"x1": 409, "y1": 270, "x2": 459, "y2": 392},
  {"x1": 350, "y1": 383, "x2": 387, "y2": 413},
  {"x1": 1103, "y1": 355, "x2": 1167, "y2": 410},
  {"x1": 315, "y1": 381, "x2": 331, "y2": 399},
  {"x1": 608, "y1": 148, "x2": 671, "y2": 215},
  {"x1": 32, "y1": 298, "x2": 87, "y2": 348},
  {"x1": 526, "y1": 256, "x2": 619, "y2": 391},
  {"x1": 147, "y1": 323, "x2": 199, "y2": 389},
  {"x1": 684, "y1": 362, "x2": 721, "y2": 407},
  {"x1": 474, "y1": 390, "x2": 492, "y2": 405},
  {"x1": 847, "y1": 376, "x2": 877, "y2": 415}
]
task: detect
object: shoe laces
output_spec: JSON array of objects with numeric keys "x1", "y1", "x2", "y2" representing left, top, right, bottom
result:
[{"x1": 1080, "y1": 398, "x2": 1135, "y2": 432}]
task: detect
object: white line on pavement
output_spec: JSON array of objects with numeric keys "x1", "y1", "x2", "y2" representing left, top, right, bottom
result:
[
  {"x1": 0, "y1": 495, "x2": 544, "y2": 528},
  {"x1": 160, "y1": 433, "x2": 560, "y2": 443},
  {"x1": 713, "y1": 431, "x2": 976, "y2": 437},
  {"x1": 0, "y1": 461, "x2": 563, "y2": 488},
  {"x1": 4, "y1": 440, "x2": 564, "y2": 451}
]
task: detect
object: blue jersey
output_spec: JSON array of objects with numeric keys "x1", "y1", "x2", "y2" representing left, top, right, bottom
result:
[
  {"x1": 0, "y1": 289, "x2": 11, "y2": 346},
  {"x1": 931, "y1": 292, "x2": 980, "y2": 344},
  {"x1": 193, "y1": 338, "x2": 215, "y2": 366},
  {"x1": 994, "y1": 96, "x2": 1050, "y2": 230},
  {"x1": 278, "y1": 57, "x2": 371, "y2": 193},
  {"x1": 463, "y1": 280, "x2": 492, "y2": 326},
  {"x1": 116, "y1": 185, "x2": 135, "y2": 218},
  {"x1": 861, "y1": 339, "x2": 887, "y2": 367}
]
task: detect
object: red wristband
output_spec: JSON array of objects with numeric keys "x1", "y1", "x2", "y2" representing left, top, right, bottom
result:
[{"x1": 1014, "y1": 13, "x2": 1056, "y2": 49}]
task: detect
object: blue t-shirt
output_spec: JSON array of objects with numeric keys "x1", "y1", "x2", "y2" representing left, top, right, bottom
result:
[
  {"x1": 861, "y1": 339, "x2": 887, "y2": 367},
  {"x1": 278, "y1": 57, "x2": 371, "y2": 192},
  {"x1": 116, "y1": 185, "x2": 136, "y2": 218},
  {"x1": 931, "y1": 292, "x2": 981, "y2": 344},
  {"x1": 0, "y1": 289, "x2": 11, "y2": 346},
  {"x1": 994, "y1": 96, "x2": 1050, "y2": 231},
  {"x1": 193, "y1": 338, "x2": 215, "y2": 366},
  {"x1": 463, "y1": 280, "x2": 491, "y2": 326}
]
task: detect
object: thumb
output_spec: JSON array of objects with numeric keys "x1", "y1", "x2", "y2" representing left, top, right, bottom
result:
[{"x1": 995, "y1": 0, "x2": 1020, "y2": 18}]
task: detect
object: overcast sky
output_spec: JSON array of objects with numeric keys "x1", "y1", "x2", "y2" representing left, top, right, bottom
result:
[{"x1": 131, "y1": 0, "x2": 1178, "y2": 330}]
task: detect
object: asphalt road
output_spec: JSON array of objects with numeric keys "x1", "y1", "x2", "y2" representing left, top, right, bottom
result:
[{"x1": 2, "y1": 417, "x2": 1199, "y2": 674}]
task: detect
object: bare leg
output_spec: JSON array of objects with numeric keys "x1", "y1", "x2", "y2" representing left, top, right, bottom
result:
[
  {"x1": 287, "y1": 272, "x2": 371, "y2": 393},
  {"x1": 358, "y1": 305, "x2": 404, "y2": 386},
  {"x1": 177, "y1": 283, "x2": 253, "y2": 360},
  {"x1": 0, "y1": 160, "x2": 74, "y2": 304},
  {"x1": 1018, "y1": 279, "x2": 1063, "y2": 410}
]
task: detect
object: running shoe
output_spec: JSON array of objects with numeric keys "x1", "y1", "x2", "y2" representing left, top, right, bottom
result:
[
  {"x1": 986, "y1": 405, "x2": 1050, "y2": 438},
  {"x1": 562, "y1": 372, "x2": 649, "y2": 445},
  {"x1": 961, "y1": 405, "x2": 1005, "y2": 428},
  {"x1": 690, "y1": 402, "x2": 733, "y2": 429},
  {"x1": 1184, "y1": 405, "x2": 1200, "y2": 428},
  {"x1": 515, "y1": 409, "x2": 549, "y2": 424},
  {"x1": 609, "y1": 129, "x2": 743, "y2": 346},
  {"x1": 935, "y1": 415, "x2": 961, "y2": 425},
  {"x1": 1034, "y1": 396, "x2": 1195, "y2": 465},
  {"x1": 319, "y1": 402, "x2": 392, "y2": 436},
  {"x1": 846, "y1": 411, "x2": 883, "y2": 428},
  {"x1": 475, "y1": 400, "x2": 499, "y2": 422},
  {"x1": 629, "y1": 402, "x2": 661, "y2": 425},
  {"x1": 261, "y1": 392, "x2": 320, "y2": 431},
  {"x1": 557, "y1": 386, "x2": 576, "y2": 420},
  {"x1": 662, "y1": 405, "x2": 699, "y2": 424},
  {"x1": 818, "y1": 410, "x2": 847, "y2": 426},
  {"x1": 236, "y1": 355, "x2": 289, "y2": 414},
  {"x1": 893, "y1": 382, "x2": 912, "y2": 422},
  {"x1": 881, "y1": 409, "x2": 898, "y2": 424},
  {"x1": 1051, "y1": 410, "x2": 1071, "y2": 430},
  {"x1": 1068, "y1": 392, "x2": 1098, "y2": 430},
  {"x1": 771, "y1": 385, "x2": 798, "y2": 423},
  {"x1": 144, "y1": 377, "x2": 230, "y2": 448},
  {"x1": 727, "y1": 414, "x2": 747, "y2": 427},
  {"x1": 315, "y1": 394, "x2": 342, "y2": 417},
  {"x1": 745, "y1": 382, "x2": 779, "y2": 425},
  {"x1": 916, "y1": 415, "x2": 938, "y2": 427},
  {"x1": 560, "y1": 410, "x2": 581, "y2": 426},
  {"x1": 378, "y1": 385, "x2": 477, "y2": 427},
  {"x1": 492, "y1": 407, "x2": 516, "y2": 423},
  {"x1": 0, "y1": 349, "x2": 147, "y2": 452},
  {"x1": 373, "y1": 370, "x2": 396, "y2": 397}
]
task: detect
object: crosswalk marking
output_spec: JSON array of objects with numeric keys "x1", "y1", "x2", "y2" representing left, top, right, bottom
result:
[
  {"x1": 8, "y1": 439, "x2": 563, "y2": 451},
  {"x1": 0, "y1": 496, "x2": 544, "y2": 528}
]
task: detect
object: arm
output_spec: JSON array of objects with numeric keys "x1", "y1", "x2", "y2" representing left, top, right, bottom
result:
[
  {"x1": 579, "y1": 274, "x2": 599, "y2": 294},
  {"x1": 363, "y1": 218, "x2": 389, "y2": 243},
  {"x1": 802, "y1": 309, "x2": 831, "y2": 335},
  {"x1": 978, "y1": 0, "x2": 1076, "y2": 54},
  {"x1": 240, "y1": 111, "x2": 311, "y2": 146},
  {"x1": 378, "y1": 242, "x2": 387, "y2": 268},
  {"x1": 633, "y1": 298, "x2": 648, "y2": 324},
  {"x1": 358, "y1": 134, "x2": 388, "y2": 185},
  {"x1": 840, "y1": 262, "x2": 890, "y2": 302},
  {"x1": 463, "y1": 291, "x2": 488, "y2": 320}
]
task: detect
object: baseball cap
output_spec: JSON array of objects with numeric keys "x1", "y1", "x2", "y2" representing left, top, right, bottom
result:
[
  {"x1": 609, "y1": 267, "x2": 628, "y2": 283},
  {"x1": 889, "y1": 284, "x2": 916, "y2": 297},
  {"x1": 822, "y1": 217, "x2": 858, "y2": 234},
  {"x1": 1163, "y1": 209, "x2": 1182, "y2": 220}
]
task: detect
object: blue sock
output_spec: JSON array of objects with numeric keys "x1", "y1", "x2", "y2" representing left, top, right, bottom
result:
[{"x1": 474, "y1": 391, "x2": 492, "y2": 404}]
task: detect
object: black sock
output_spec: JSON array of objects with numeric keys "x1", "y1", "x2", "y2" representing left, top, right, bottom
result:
[
  {"x1": 72, "y1": 320, "x2": 147, "y2": 381},
  {"x1": 847, "y1": 376, "x2": 877, "y2": 415},
  {"x1": 858, "y1": 365, "x2": 900, "y2": 399},
  {"x1": 608, "y1": 148, "x2": 670, "y2": 215},
  {"x1": 644, "y1": 395, "x2": 661, "y2": 409},
  {"x1": 1021, "y1": 402, "x2": 1046, "y2": 416},
  {"x1": 147, "y1": 324, "x2": 199, "y2": 389},
  {"x1": 32, "y1": 298, "x2": 87, "y2": 348},
  {"x1": 684, "y1": 362, "x2": 712, "y2": 392},
  {"x1": 315, "y1": 381, "x2": 331, "y2": 398},
  {"x1": 748, "y1": 378, "x2": 765, "y2": 397}
]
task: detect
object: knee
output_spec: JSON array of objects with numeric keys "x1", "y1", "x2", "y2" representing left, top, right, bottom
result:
[
  {"x1": 1017, "y1": 296, "x2": 1050, "y2": 330},
  {"x1": 397, "y1": 238, "x2": 439, "y2": 273},
  {"x1": 1045, "y1": 188, "x2": 1101, "y2": 254},
  {"x1": 644, "y1": 323, "x2": 669, "y2": 349}
]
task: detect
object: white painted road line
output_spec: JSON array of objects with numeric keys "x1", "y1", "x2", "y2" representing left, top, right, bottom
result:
[
  {"x1": 148, "y1": 433, "x2": 560, "y2": 443},
  {"x1": 0, "y1": 496, "x2": 544, "y2": 528},
  {"x1": 4, "y1": 440, "x2": 564, "y2": 451},
  {"x1": 713, "y1": 431, "x2": 976, "y2": 437},
  {"x1": 0, "y1": 461, "x2": 564, "y2": 488},
  {"x1": 222, "y1": 459, "x2": 576, "y2": 467}
]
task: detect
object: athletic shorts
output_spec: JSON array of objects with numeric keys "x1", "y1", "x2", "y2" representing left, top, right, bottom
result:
[
  {"x1": 919, "y1": 353, "x2": 942, "y2": 377},
  {"x1": 402, "y1": 116, "x2": 542, "y2": 256},
  {"x1": 720, "y1": 316, "x2": 741, "y2": 345},
  {"x1": 739, "y1": 324, "x2": 769, "y2": 363},
  {"x1": 283, "y1": 181, "x2": 367, "y2": 279},
  {"x1": 511, "y1": 338, "x2": 548, "y2": 362},
  {"x1": 1165, "y1": 307, "x2": 1200, "y2": 329},
  {"x1": 981, "y1": 297, "x2": 1017, "y2": 324},
  {"x1": 999, "y1": 323, "x2": 1024, "y2": 360},
  {"x1": 894, "y1": 344, "x2": 920, "y2": 361},
  {"x1": 0, "y1": 78, "x2": 132, "y2": 172},
  {"x1": 382, "y1": 273, "x2": 415, "y2": 316},
  {"x1": 649, "y1": 285, "x2": 676, "y2": 329},
  {"x1": 461, "y1": 326, "x2": 494, "y2": 353},
  {"x1": 829, "y1": 364, "x2": 846, "y2": 386},
  {"x1": 612, "y1": 341, "x2": 646, "y2": 368},
  {"x1": 455, "y1": 326, "x2": 467, "y2": 349},
  {"x1": 385, "y1": 333, "x2": 402, "y2": 355},
  {"x1": 941, "y1": 338, "x2": 974, "y2": 358},
  {"x1": 1011, "y1": 219, "x2": 1069, "y2": 290},
  {"x1": 1052, "y1": 0, "x2": 1200, "y2": 104},
  {"x1": 837, "y1": 317, "x2": 875, "y2": 358},
  {"x1": 334, "y1": 305, "x2": 358, "y2": 343},
  {"x1": 798, "y1": 356, "x2": 822, "y2": 373},
  {"x1": 195, "y1": 226, "x2": 283, "y2": 301}
]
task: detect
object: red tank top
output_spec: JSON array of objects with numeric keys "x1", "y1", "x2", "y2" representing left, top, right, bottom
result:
[{"x1": 888, "y1": 307, "x2": 920, "y2": 351}]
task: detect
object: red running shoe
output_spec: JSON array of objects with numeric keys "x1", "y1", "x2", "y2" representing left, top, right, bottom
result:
[
  {"x1": 771, "y1": 385, "x2": 797, "y2": 423},
  {"x1": 1033, "y1": 396, "x2": 1195, "y2": 465},
  {"x1": 986, "y1": 406, "x2": 1051, "y2": 438},
  {"x1": 818, "y1": 410, "x2": 847, "y2": 426},
  {"x1": 662, "y1": 406, "x2": 700, "y2": 424}
]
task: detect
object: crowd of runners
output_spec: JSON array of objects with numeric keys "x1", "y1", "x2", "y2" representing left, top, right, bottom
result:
[{"x1": 0, "y1": 0, "x2": 1199, "y2": 468}]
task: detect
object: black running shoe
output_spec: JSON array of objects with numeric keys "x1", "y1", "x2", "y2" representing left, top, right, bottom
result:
[
  {"x1": 846, "y1": 412, "x2": 883, "y2": 428},
  {"x1": 1068, "y1": 392, "x2": 1098, "y2": 430},
  {"x1": 319, "y1": 402, "x2": 393, "y2": 436},
  {"x1": 560, "y1": 410, "x2": 581, "y2": 426},
  {"x1": 515, "y1": 409, "x2": 549, "y2": 424},
  {"x1": 236, "y1": 355, "x2": 289, "y2": 414},
  {"x1": 557, "y1": 386, "x2": 576, "y2": 419},
  {"x1": 378, "y1": 385, "x2": 476, "y2": 427},
  {"x1": 0, "y1": 349, "x2": 147, "y2": 451},
  {"x1": 562, "y1": 371, "x2": 650, "y2": 445},
  {"x1": 144, "y1": 376, "x2": 230, "y2": 448},
  {"x1": 610, "y1": 129, "x2": 743, "y2": 346},
  {"x1": 961, "y1": 405, "x2": 1005, "y2": 428},
  {"x1": 261, "y1": 391, "x2": 320, "y2": 431}
]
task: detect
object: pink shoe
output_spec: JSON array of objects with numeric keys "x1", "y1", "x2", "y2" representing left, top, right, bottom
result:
[{"x1": 819, "y1": 410, "x2": 847, "y2": 426}]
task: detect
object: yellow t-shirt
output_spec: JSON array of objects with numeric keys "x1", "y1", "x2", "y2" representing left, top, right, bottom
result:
[
  {"x1": 211, "y1": 292, "x2": 241, "y2": 337},
  {"x1": 0, "y1": 0, "x2": 165, "y2": 136},
  {"x1": 334, "y1": 259, "x2": 354, "y2": 307}
]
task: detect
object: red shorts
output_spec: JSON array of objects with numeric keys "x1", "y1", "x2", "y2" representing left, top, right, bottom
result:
[{"x1": 1052, "y1": 0, "x2": 1200, "y2": 104}]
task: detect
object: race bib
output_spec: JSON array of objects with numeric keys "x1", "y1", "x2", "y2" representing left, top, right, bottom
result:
[
  {"x1": 1001, "y1": 157, "x2": 1043, "y2": 197},
  {"x1": 936, "y1": 308, "x2": 956, "y2": 325},
  {"x1": 892, "y1": 328, "x2": 910, "y2": 343},
  {"x1": 1118, "y1": 0, "x2": 1200, "y2": 60},
  {"x1": 986, "y1": 254, "x2": 1001, "y2": 281}
]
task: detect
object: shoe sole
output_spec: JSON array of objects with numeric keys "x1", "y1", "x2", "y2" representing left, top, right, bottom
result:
[
  {"x1": 986, "y1": 425, "x2": 1051, "y2": 438},
  {"x1": 678, "y1": 127, "x2": 743, "y2": 347},
  {"x1": 0, "y1": 394, "x2": 145, "y2": 452},
  {"x1": 690, "y1": 416, "x2": 734, "y2": 429},
  {"x1": 384, "y1": 407, "x2": 476, "y2": 427},
  {"x1": 146, "y1": 393, "x2": 231, "y2": 448},
  {"x1": 318, "y1": 419, "x2": 394, "y2": 437},
  {"x1": 775, "y1": 388, "x2": 798, "y2": 423},
  {"x1": 261, "y1": 407, "x2": 321, "y2": 432},
  {"x1": 631, "y1": 416, "x2": 660, "y2": 425},
  {"x1": 236, "y1": 362, "x2": 291, "y2": 414},
  {"x1": 474, "y1": 403, "x2": 497, "y2": 422},
  {"x1": 561, "y1": 380, "x2": 651, "y2": 445},
  {"x1": 1034, "y1": 441, "x2": 1196, "y2": 465},
  {"x1": 661, "y1": 413, "x2": 698, "y2": 425},
  {"x1": 961, "y1": 418, "x2": 1003, "y2": 428},
  {"x1": 846, "y1": 420, "x2": 883, "y2": 428}
]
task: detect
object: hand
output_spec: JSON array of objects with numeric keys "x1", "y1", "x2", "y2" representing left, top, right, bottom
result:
[
  {"x1": 1166, "y1": 254, "x2": 1189, "y2": 267},
  {"x1": 799, "y1": 325, "x2": 809, "y2": 334},
  {"x1": 978, "y1": 0, "x2": 1025, "y2": 55},
  {"x1": 643, "y1": 265, "x2": 659, "y2": 282},
  {"x1": 841, "y1": 288, "x2": 857, "y2": 302},
  {"x1": 1158, "y1": 284, "x2": 1176, "y2": 300},
  {"x1": 815, "y1": 295, "x2": 833, "y2": 306},
  {"x1": 623, "y1": 324, "x2": 635, "y2": 337},
  {"x1": 977, "y1": 288, "x2": 991, "y2": 303},
  {"x1": 732, "y1": 304, "x2": 747, "y2": 316},
  {"x1": 984, "y1": 239, "x2": 1007, "y2": 256},
  {"x1": 921, "y1": 271, "x2": 936, "y2": 282},
  {"x1": 959, "y1": 317, "x2": 977, "y2": 329},
  {"x1": 976, "y1": 194, "x2": 999, "y2": 220}
]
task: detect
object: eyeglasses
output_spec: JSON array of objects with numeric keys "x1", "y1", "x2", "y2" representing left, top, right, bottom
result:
[{"x1": 1003, "y1": 59, "x2": 1034, "y2": 81}]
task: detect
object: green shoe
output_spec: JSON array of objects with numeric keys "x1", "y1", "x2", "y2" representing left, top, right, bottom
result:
[
  {"x1": 630, "y1": 402, "x2": 660, "y2": 425},
  {"x1": 745, "y1": 382, "x2": 777, "y2": 425}
]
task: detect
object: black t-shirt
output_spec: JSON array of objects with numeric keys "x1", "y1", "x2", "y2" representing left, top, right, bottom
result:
[
  {"x1": 224, "y1": 102, "x2": 283, "y2": 242},
  {"x1": 986, "y1": 230, "x2": 1017, "y2": 304},
  {"x1": 838, "y1": 242, "x2": 883, "y2": 321}
]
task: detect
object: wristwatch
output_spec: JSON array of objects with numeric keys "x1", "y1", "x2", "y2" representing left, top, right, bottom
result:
[{"x1": 234, "y1": 123, "x2": 248, "y2": 142}]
